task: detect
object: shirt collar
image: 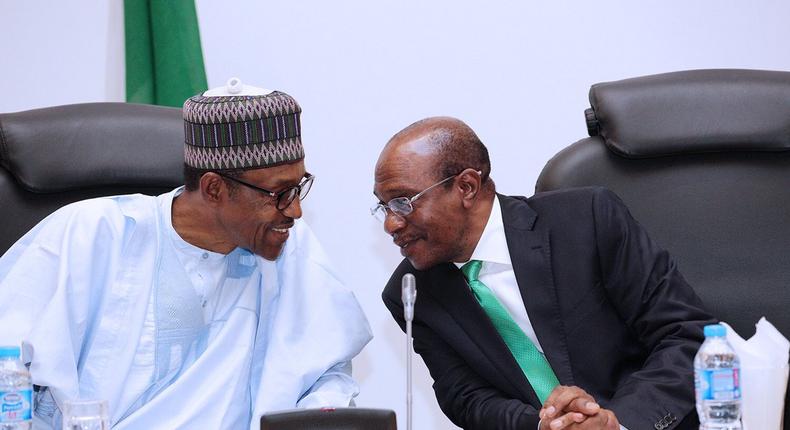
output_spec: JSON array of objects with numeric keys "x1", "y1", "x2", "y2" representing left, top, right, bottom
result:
[
  {"x1": 454, "y1": 195, "x2": 513, "y2": 268},
  {"x1": 162, "y1": 187, "x2": 225, "y2": 261}
]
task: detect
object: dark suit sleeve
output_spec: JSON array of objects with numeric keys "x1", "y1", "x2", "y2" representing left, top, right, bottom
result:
[
  {"x1": 383, "y1": 285, "x2": 541, "y2": 430},
  {"x1": 591, "y1": 188, "x2": 715, "y2": 429}
]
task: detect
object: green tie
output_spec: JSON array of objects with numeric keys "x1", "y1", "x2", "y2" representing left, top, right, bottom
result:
[{"x1": 461, "y1": 260, "x2": 560, "y2": 403}]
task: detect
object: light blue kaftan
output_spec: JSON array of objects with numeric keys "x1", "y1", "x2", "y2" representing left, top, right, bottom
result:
[{"x1": 0, "y1": 188, "x2": 372, "y2": 429}]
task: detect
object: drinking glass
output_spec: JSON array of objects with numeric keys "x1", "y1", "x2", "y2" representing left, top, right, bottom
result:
[{"x1": 61, "y1": 399, "x2": 109, "y2": 430}]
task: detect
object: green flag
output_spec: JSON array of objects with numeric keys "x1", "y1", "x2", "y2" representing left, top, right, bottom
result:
[{"x1": 124, "y1": 0, "x2": 208, "y2": 107}]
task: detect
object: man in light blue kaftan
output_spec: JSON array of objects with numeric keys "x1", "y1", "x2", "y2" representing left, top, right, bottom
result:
[{"x1": 0, "y1": 83, "x2": 372, "y2": 429}]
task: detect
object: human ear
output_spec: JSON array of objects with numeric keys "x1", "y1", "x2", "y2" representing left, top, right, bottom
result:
[
  {"x1": 199, "y1": 172, "x2": 225, "y2": 205},
  {"x1": 458, "y1": 168, "x2": 482, "y2": 204}
]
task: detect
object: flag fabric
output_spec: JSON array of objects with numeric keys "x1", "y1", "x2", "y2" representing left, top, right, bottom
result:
[{"x1": 124, "y1": 0, "x2": 208, "y2": 107}]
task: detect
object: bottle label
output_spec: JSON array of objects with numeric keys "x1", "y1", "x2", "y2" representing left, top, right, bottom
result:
[
  {"x1": 698, "y1": 368, "x2": 741, "y2": 401},
  {"x1": 0, "y1": 389, "x2": 32, "y2": 422}
]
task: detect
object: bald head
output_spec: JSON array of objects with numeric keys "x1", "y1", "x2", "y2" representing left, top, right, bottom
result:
[
  {"x1": 373, "y1": 117, "x2": 495, "y2": 269},
  {"x1": 377, "y1": 117, "x2": 492, "y2": 187}
]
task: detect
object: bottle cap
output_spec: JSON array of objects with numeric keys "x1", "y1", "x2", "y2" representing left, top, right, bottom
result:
[
  {"x1": 0, "y1": 346, "x2": 20, "y2": 358},
  {"x1": 703, "y1": 324, "x2": 726, "y2": 337}
]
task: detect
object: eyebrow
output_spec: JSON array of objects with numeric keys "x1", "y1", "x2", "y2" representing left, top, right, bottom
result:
[
  {"x1": 389, "y1": 189, "x2": 414, "y2": 198},
  {"x1": 373, "y1": 187, "x2": 412, "y2": 203},
  {"x1": 256, "y1": 172, "x2": 310, "y2": 190}
]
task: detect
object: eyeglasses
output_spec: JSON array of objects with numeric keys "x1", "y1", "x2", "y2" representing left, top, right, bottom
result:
[
  {"x1": 217, "y1": 172, "x2": 315, "y2": 211},
  {"x1": 371, "y1": 171, "x2": 480, "y2": 222}
]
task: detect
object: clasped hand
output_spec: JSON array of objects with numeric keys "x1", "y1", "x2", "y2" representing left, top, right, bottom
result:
[{"x1": 538, "y1": 385, "x2": 619, "y2": 430}]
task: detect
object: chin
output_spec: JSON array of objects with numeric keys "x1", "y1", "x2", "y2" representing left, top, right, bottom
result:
[
  {"x1": 258, "y1": 244, "x2": 285, "y2": 261},
  {"x1": 407, "y1": 244, "x2": 459, "y2": 271},
  {"x1": 407, "y1": 255, "x2": 437, "y2": 271}
]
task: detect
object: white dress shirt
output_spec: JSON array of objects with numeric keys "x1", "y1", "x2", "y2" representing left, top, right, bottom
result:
[{"x1": 454, "y1": 195, "x2": 544, "y2": 353}]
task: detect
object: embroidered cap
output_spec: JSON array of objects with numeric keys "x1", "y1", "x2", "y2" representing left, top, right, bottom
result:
[{"x1": 182, "y1": 78, "x2": 304, "y2": 170}]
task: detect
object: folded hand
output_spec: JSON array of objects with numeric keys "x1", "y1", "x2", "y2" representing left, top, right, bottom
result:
[{"x1": 538, "y1": 385, "x2": 619, "y2": 430}]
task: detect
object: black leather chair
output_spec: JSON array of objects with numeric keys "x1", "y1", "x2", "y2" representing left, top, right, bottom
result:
[
  {"x1": 259, "y1": 408, "x2": 397, "y2": 430},
  {"x1": 536, "y1": 68, "x2": 790, "y2": 423},
  {"x1": 0, "y1": 102, "x2": 184, "y2": 254}
]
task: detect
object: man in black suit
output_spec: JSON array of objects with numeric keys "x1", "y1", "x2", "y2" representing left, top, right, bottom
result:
[{"x1": 372, "y1": 117, "x2": 716, "y2": 430}]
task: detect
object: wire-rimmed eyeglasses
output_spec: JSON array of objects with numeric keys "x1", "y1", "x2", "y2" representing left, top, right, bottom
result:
[
  {"x1": 370, "y1": 170, "x2": 481, "y2": 222},
  {"x1": 217, "y1": 172, "x2": 315, "y2": 211}
]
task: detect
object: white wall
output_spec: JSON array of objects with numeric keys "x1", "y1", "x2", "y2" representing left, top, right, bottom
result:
[{"x1": 2, "y1": 1, "x2": 789, "y2": 428}]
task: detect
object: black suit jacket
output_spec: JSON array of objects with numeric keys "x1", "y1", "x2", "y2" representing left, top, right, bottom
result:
[{"x1": 383, "y1": 187, "x2": 716, "y2": 430}]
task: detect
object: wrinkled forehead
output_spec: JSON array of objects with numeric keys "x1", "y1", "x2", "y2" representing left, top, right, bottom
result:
[
  {"x1": 377, "y1": 131, "x2": 440, "y2": 171},
  {"x1": 374, "y1": 142, "x2": 438, "y2": 198}
]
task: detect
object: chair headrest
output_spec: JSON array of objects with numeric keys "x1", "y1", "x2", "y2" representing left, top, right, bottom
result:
[
  {"x1": 0, "y1": 103, "x2": 184, "y2": 193},
  {"x1": 586, "y1": 69, "x2": 790, "y2": 158}
]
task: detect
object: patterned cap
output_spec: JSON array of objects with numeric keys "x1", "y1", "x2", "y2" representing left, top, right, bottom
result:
[{"x1": 182, "y1": 90, "x2": 304, "y2": 170}]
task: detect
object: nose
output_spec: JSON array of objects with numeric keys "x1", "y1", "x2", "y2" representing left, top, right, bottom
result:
[
  {"x1": 281, "y1": 196, "x2": 303, "y2": 219},
  {"x1": 383, "y1": 210, "x2": 406, "y2": 235}
]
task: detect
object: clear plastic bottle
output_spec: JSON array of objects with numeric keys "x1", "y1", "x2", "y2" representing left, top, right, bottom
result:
[
  {"x1": 0, "y1": 346, "x2": 32, "y2": 430},
  {"x1": 694, "y1": 324, "x2": 741, "y2": 430}
]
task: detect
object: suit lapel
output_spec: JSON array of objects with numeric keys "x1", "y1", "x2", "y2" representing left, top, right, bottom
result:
[
  {"x1": 423, "y1": 263, "x2": 540, "y2": 405},
  {"x1": 500, "y1": 194, "x2": 575, "y2": 388}
]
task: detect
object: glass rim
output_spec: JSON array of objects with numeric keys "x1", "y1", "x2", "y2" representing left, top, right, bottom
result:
[{"x1": 370, "y1": 169, "x2": 482, "y2": 221}]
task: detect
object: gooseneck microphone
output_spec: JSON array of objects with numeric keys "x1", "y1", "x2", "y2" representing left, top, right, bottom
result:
[
  {"x1": 401, "y1": 273, "x2": 417, "y2": 430},
  {"x1": 402, "y1": 273, "x2": 417, "y2": 322}
]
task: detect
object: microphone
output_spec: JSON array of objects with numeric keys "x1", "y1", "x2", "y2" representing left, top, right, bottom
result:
[
  {"x1": 402, "y1": 273, "x2": 417, "y2": 322},
  {"x1": 401, "y1": 273, "x2": 417, "y2": 430}
]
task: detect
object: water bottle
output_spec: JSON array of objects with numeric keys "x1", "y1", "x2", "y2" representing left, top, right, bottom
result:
[
  {"x1": 0, "y1": 346, "x2": 32, "y2": 430},
  {"x1": 694, "y1": 324, "x2": 741, "y2": 430}
]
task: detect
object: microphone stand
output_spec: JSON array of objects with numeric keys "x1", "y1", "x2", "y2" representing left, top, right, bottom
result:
[
  {"x1": 406, "y1": 316, "x2": 413, "y2": 430},
  {"x1": 402, "y1": 273, "x2": 417, "y2": 430}
]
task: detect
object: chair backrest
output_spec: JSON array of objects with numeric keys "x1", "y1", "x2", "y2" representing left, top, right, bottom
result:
[
  {"x1": 259, "y1": 408, "x2": 397, "y2": 430},
  {"x1": 0, "y1": 102, "x2": 184, "y2": 254},
  {"x1": 536, "y1": 68, "x2": 790, "y2": 422}
]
